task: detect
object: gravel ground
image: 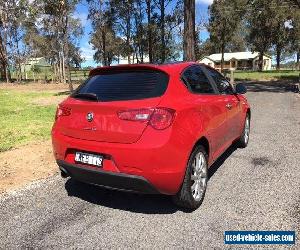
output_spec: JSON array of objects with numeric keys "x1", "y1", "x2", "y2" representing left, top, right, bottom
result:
[{"x1": 0, "y1": 82, "x2": 299, "y2": 249}]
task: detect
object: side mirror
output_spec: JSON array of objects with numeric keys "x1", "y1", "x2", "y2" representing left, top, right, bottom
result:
[{"x1": 235, "y1": 83, "x2": 247, "y2": 94}]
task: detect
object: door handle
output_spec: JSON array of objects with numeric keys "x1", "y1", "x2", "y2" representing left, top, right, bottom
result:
[{"x1": 226, "y1": 103, "x2": 232, "y2": 109}]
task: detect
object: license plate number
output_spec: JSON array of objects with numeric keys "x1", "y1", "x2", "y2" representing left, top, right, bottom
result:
[{"x1": 75, "y1": 152, "x2": 103, "y2": 167}]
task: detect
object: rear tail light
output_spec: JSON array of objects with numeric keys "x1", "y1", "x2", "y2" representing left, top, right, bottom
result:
[
  {"x1": 55, "y1": 105, "x2": 71, "y2": 120},
  {"x1": 117, "y1": 109, "x2": 153, "y2": 122},
  {"x1": 118, "y1": 107, "x2": 175, "y2": 130},
  {"x1": 149, "y1": 108, "x2": 175, "y2": 130}
]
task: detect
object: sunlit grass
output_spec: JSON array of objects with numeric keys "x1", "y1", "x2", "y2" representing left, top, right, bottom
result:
[
  {"x1": 234, "y1": 70, "x2": 300, "y2": 81},
  {"x1": 0, "y1": 90, "x2": 57, "y2": 152}
]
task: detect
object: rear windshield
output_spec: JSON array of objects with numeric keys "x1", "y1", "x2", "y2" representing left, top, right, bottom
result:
[{"x1": 72, "y1": 69, "x2": 169, "y2": 102}]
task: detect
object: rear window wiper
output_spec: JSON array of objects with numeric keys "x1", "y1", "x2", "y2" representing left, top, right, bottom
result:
[{"x1": 72, "y1": 93, "x2": 99, "y2": 101}]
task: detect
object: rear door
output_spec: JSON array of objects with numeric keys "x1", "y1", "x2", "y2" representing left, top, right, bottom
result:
[
  {"x1": 57, "y1": 68, "x2": 169, "y2": 144},
  {"x1": 182, "y1": 65, "x2": 229, "y2": 160},
  {"x1": 204, "y1": 67, "x2": 242, "y2": 142}
]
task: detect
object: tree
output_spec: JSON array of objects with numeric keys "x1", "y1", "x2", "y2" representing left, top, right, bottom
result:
[
  {"x1": 196, "y1": 39, "x2": 217, "y2": 59},
  {"x1": 88, "y1": 0, "x2": 124, "y2": 66},
  {"x1": 289, "y1": 0, "x2": 300, "y2": 8},
  {"x1": 0, "y1": 0, "x2": 30, "y2": 83},
  {"x1": 88, "y1": 0, "x2": 182, "y2": 65},
  {"x1": 132, "y1": 0, "x2": 147, "y2": 63},
  {"x1": 0, "y1": 1, "x2": 11, "y2": 82},
  {"x1": 246, "y1": 0, "x2": 275, "y2": 71},
  {"x1": 208, "y1": 0, "x2": 245, "y2": 71},
  {"x1": 27, "y1": 0, "x2": 82, "y2": 90},
  {"x1": 270, "y1": 1, "x2": 291, "y2": 70},
  {"x1": 183, "y1": 0, "x2": 195, "y2": 61},
  {"x1": 110, "y1": 0, "x2": 135, "y2": 63},
  {"x1": 145, "y1": 0, "x2": 154, "y2": 62},
  {"x1": 288, "y1": 4, "x2": 300, "y2": 69},
  {"x1": 156, "y1": 0, "x2": 169, "y2": 62},
  {"x1": 226, "y1": 20, "x2": 248, "y2": 52}
]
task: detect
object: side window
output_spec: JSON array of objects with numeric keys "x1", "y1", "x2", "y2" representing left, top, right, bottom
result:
[
  {"x1": 182, "y1": 66, "x2": 215, "y2": 94},
  {"x1": 206, "y1": 67, "x2": 234, "y2": 95}
]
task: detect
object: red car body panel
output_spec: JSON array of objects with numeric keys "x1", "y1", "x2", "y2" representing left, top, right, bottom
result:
[{"x1": 52, "y1": 62, "x2": 250, "y2": 195}]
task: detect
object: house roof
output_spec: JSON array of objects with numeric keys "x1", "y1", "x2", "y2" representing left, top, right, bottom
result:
[
  {"x1": 24, "y1": 57, "x2": 50, "y2": 66},
  {"x1": 201, "y1": 52, "x2": 272, "y2": 62}
]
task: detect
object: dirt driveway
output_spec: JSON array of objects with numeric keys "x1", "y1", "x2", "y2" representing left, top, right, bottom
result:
[{"x1": 0, "y1": 81, "x2": 299, "y2": 249}]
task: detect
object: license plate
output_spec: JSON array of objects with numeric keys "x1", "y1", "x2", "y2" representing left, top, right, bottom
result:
[{"x1": 75, "y1": 152, "x2": 103, "y2": 167}]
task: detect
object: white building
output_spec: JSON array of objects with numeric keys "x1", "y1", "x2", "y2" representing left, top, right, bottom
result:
[
  {"x1": 199, "y1": 52, "x2": 272, "y2": 71},
  {"x1": 113, "y1": 55, "x2": 150, "y2": 65}
]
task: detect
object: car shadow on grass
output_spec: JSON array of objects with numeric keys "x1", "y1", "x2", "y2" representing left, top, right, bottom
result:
[{"x1": 64, "y1": 145, "x2": 237, "y2": 215}]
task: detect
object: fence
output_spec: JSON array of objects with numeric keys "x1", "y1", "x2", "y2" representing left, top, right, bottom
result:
[{"x1": 6, "y1": 69, "x2": 90, "y2": 83}]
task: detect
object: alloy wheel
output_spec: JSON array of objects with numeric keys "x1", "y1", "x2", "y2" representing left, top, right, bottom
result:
[
  {"x1": 191, "y1": 152, "x2": 208, "y2": 201},
  {"x1": 244, "y1": 116, "x2": 250, "y2": 144}
]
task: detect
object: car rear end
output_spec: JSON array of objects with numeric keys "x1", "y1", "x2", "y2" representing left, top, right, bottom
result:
[{"x1": 51, "y1": 65, "x2": 191, "y2": 195}]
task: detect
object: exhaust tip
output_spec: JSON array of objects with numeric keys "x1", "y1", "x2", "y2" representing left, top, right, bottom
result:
[{"x1": 59, "y1": 167, "x2": 69, "y2": 178}]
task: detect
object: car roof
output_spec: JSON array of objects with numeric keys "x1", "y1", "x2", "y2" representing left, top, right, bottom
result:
[{"x1": 89, "y1": 62, "x2": 203, "y2": 76}]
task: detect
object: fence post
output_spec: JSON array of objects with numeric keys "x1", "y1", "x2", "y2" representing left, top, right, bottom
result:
[{"x1": 230, "y1": 69, "x2": 234, "y2": 84}]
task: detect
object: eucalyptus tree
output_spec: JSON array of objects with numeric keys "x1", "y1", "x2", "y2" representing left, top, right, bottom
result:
[
  {"x1": 183, "y1": 0, "x2": 195, "y2": 61},
  {"x1": 289, "y1": 7, "x2": 300, "y2": 69},
  {"x1": 246, "y1": 0, "x2": 277, "y2": 71},
  {"x1": 27, "y1": 0, "x2": 82, "y2": 89},
  {"x1": 0, "y1": 1, "x2": 11, "y2": 82},
  {"x1": 208, "y1": 0, "x2": 246, "y2": 71},
  {"x1": 87, "y1": 0, "x2": 124, "y2": 66},
  {"x1": 0, "y1": 0, "x2": 30, "y2": 82},
  {"x1": 271, "y1": 1, "x2": 291, "y2": 70}
]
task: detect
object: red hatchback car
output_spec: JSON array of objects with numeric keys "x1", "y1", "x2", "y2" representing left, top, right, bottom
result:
[{"x1": 52, "y1": 62, "x2": 250, "y2": 209}]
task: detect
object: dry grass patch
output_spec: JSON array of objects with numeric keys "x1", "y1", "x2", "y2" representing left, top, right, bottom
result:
[{"x1": 0, "y1": 140, "x2": 57, "y2": 194}]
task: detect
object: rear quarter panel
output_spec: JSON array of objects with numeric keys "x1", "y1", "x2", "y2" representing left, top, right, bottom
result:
[{"x1": 158, "y1": 73, "x2": 218, "y2": 165}]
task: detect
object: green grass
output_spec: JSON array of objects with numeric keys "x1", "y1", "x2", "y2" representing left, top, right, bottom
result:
[
  {"x1": 0, "y1": 90, "x2": 57, "y2": 152},
  {"x1": 234, "y1": 70, "x2": 300, "y2": 81}
]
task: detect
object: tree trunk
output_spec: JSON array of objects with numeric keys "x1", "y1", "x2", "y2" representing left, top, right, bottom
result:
[
  {"x1": 258, "y1": 52, "x2": 264, "y2": 72},
  {"x1": 59, "y1": 52, "x2": 63, "y2": 83},
  {"x1": 297, "y1": 51, "x2": 300, "y2": 70},
  {"x1": 0, "y1": 6, "x2": 10, "y2": 83},
  {"x1": 126, "y1": 22, "x2": 131, "y2": 64},
  {"x1": 183, "y1": 0, "x2": 196, "y2": 61},
  {"x1": 160, "y1": 0, "x2": 166, "y2": 63},
  {"x1": 276, "y1": 45, "x2": 281, "y2": 70},
  {"x1": 221, "y1": 44, "x2": 225, "y2": 72},
  {"x1": 102, "y1": 28, "x2": 108, "y2": 66},
  {"x1": 126, "y1": 2, "x2": 131, "y2": 64},
  {"x1": 62, "y1": 50, "x2": 66, "y2": 84},
  {"x1": 146, "y1": 0, "x2": 153, "y2": 63},
  {"x1": 64, "y1": 23, "x2": 73, "y2": 92},
  {"x1": 53, "y1": 64, "x2": 56, "y2": 83}
]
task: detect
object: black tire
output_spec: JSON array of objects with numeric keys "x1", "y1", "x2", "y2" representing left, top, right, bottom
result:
[
  {"x1": 172, "y1": 145, "x2": 208, "y2": 210},
  {"x1": 236, "y1": 113, "x2": 250, "y2": 148}
]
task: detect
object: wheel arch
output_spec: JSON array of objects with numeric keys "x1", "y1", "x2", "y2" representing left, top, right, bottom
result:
[
  {"x1": 192, "y1": 136, "x2": 210, "y2": 160},
  {"x1": 247, "y1": 108, "x2": 251, "y2": 119}
]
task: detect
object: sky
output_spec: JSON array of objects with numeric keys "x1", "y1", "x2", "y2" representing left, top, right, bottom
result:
[{"x1": 75, "y1": 0, "x2": 213, "y2": 67}]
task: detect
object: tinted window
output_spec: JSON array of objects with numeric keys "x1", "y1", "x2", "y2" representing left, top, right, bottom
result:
[
  {"x1": 206, "y1": 67, "x2": 234, "y2": 95},
  {"x1": 182, "y1": 66, "x2": 215, "y2": 94},
  {"x1": 73, "y1": 70, "x2": 169, "y2": 102}
]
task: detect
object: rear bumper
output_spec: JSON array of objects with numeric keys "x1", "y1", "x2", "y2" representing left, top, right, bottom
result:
[
  {"x1": 57, "y1": 160, "x2": 160, "y2": 194},
  {"x1": 52, "y1": 126, "x2": 194, "y2": 194}
]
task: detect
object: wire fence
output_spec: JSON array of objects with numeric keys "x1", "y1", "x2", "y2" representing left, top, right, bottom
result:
[{"x1": 6, "y1": 69, "x2": 91, "y2": 84}]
